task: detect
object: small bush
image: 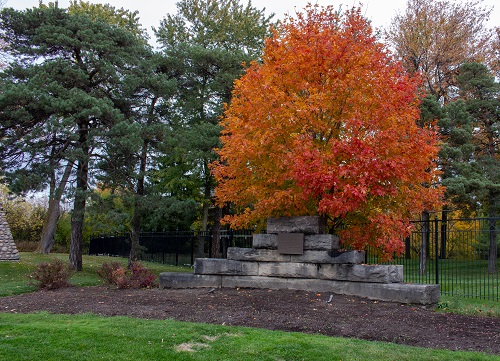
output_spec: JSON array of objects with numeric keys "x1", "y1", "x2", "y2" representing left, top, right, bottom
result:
[
  {"x1": 97, "y1": 261, "x2": 158, "y2": 289},
  {"x1": 129, "y1": 262, "x2": 158, "y2": 289},
  {"x1": 97, "y1": 261, "x2": 123, "y2": 285},
  {"x1": 28, "y1": 259, "x2": 72, "y2": 290}
]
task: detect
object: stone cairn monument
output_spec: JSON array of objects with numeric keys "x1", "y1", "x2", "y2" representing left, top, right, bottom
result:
[
  {"x1": 160, "y1": 216, "x2": 439, "y2": 305},
  {"x1": 0, "y1": 205, "x2": 20, "y2": 261}
]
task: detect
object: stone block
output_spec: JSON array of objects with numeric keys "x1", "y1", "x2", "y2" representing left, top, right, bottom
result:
[
  {"x1": 194, "y1": 258, "x2": 258, "y2": 275},
  {"x1": 227, "y1": 248, "x2": 364, "y2": 265},
  {"x1": 304, "y1": 234, "x2": 340, "y2": 251},
  {"x1": 252, "y1": 233, "x2": 278, "y2": 249},
  {"x1": 267, "y1": 216, "x2": 324, "y2": 234},
  {"x1": 227, "y1": 248, "x2": 291, "y2": 262},
  {"x1": 318, "y1": 264, "x2": 404, "y2": 283},
  {"x1": 221, "y1": 275, "x2": 289, "y2": 289},
  {"x1": 258, "y1": 262, "x2": 319, "y2": 278},
  {"x1": 290, "y1": 250, "x2": 365, "y2": 264},
  {"x1": 159, "y1": 272, "x2": 221, "y2": 289},
  {"x1": 219, "y1": 276, "x2": 440, "y2": 305},
  {"x1": 337, "y1": 281, "x2": 440, "y2": 305}
]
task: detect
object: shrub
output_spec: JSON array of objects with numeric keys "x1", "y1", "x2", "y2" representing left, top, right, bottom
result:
[
  {"x1": 129, "y1": 262, "x2": 158, "y2": 289},
  {"x1": 97, "y1": 261, "x2": 158, "y2": 289},
  {"x1": 97, "y1": 261, "x2": 123, "y2": 285},
  {"x1": 28, "y1": 259, "x2": 72, "y2": 290}
]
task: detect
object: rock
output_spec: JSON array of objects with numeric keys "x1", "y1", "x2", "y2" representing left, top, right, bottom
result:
[
  {"x1": 252, "y1": 234, "x2": 340, "y2": 251},
  {"x1": 267, "y1": 216, "x2": 324, "y2": 234}
]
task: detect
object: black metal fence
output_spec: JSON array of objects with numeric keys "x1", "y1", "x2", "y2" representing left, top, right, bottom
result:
[
  {"x1": 89, "y1": 217, "x2": 499, "y2": 301},
  {"x1": 367, "y1": 216, "x2": 500, "y2": 301},
  {"x1": 88, "y1": 229, "x2": 254, "y2": 266}
]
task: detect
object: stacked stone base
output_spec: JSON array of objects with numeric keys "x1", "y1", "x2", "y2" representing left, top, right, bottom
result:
[
  {"x1": 160, "y1": 217, "x2": 439, "y2": 305},
  {"x1": 0, "y1": 207, "x2": 20, "y2": 261},
  {"x1": 160, "y1": 272, "x2": 439, "y2": 305}
]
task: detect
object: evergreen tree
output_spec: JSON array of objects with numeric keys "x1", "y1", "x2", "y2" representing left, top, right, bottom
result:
[
  {"x1": 0, "y1": 5, "x2": 151, "y2": 270},
  {"x1": 439, "y1": 62, "x2": 500, "y2": 272},
  {"x1": 154, "y1": 0, "x2": 273, "y2": 256}
]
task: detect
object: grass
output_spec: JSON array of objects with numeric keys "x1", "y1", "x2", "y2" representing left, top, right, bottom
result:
[
  {"x1": 437, "y1": 295, "x2": 500, "y2": 317},
  {"x1": 0, "y1": 312, "x2": 498, "y2": 361},
  {"x1": 0, "y1": 252, "x2": 191, "y2": 297},
  {"x1": 0, "y1": 252, "x2": 499, "y2": 360}
]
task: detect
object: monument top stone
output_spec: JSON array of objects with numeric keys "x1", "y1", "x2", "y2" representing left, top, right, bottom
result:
[{"x1": 267, "y1": 216, "x2": 325, "y2": 234}]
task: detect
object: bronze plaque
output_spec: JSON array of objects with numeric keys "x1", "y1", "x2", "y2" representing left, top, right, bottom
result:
[{"x1": 277, "y1": 233, "x2": 304, "y2": 255}]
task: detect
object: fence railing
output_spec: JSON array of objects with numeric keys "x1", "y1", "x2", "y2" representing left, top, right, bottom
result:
[
  {"x1": 89, "y1": 217, "x2": 499, "y2": 301},
  {"x1": 367, "y1": 216, "x2": 499, "y2": 301},
  {"x1": 88, "y1": 229, "x2": 254, "y2": 266}
]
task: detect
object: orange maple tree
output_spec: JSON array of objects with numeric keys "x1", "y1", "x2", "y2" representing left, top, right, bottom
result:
[{"x1": 211, "y1": 5, "x2": 443, "y2": 258}]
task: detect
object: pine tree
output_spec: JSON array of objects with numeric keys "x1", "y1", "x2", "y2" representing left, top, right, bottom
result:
[{"x1": 0, "y1": 5, "x2": 151, "y2": 270}]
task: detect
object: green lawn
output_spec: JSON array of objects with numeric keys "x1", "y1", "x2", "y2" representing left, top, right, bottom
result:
[
  {"x1": 0, "y1": 313, "x2": 498, "y2": 361},
  {"x1": 0, "y1": 252, "x2": 191, "y2": 297}
]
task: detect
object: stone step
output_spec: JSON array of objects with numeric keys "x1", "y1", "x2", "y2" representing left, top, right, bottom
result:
[
  {"x1": 159, "y1": 272, "x2": 221, "y2": 288},
  {"x1": 159, "y1": 272, "x2": 440, "y2": 305},
  {"x1": 194, "y1": 258, "x2": 403, "y2": 283},
  {"x1": 253, "y1": 234, "x2": 340, "y2": 251},
  {"x1": 227, "y1": 247, "x2": 365, "y2": 264}
]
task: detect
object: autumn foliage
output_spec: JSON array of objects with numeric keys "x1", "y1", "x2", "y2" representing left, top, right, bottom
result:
[{"x1": 211, "y1": 5, "x2": 443, "y2": 258}]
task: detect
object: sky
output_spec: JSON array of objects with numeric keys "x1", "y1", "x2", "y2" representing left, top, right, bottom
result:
[{"x1": 8, "y1": 0, "x2": 500, "y2": 44}]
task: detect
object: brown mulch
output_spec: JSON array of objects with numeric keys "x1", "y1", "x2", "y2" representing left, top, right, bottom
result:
[{"x1": 1, "y1": 286, "x2": 499, "y2": 355}]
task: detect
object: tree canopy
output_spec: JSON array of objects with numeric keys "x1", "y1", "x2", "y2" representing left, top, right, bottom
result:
[
  {"x1": 212, "y1": 5, "x2": 443, "y2": 258},
  {"x1": 386, "y1": 0, "x2": 492, "y2": 104},
  {"x1": 153, "y1": 0, "x2": 273, "y2": 243},
  {"x1": 439, "y1": 62, "x2": 500, "y2": 216}
]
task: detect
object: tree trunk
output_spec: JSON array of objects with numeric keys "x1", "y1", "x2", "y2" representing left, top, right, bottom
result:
[
  {"x1": 129, "y1": 146, "x2": 146, "y2": 266},
  {"x1": 69, "y1": 161, "x2": 87, "y2": 271},
  {"x1": 129, "y1": 206, "x2": 141, "y2": 267},
  {"x1": 39, "y1": 161, "x2": 73, "y2": 254},
  {"x1": 198, "y1": 176, "x2": 212, "y2": 258},
  {"x1": 69, "y1": 125, "x2": 89, "y2": 272},
  {"x1": 39, "y1": 199, "x2": 60, "y2": 254}
]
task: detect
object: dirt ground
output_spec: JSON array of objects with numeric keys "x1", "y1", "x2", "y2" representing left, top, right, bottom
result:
[{"x1": 1, "y1": 286, "x2": 499, "y2": 355}]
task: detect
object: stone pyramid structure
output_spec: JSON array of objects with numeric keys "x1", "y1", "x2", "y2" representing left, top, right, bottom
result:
[
  {"x1": 160, "y1": 216, "x2": 439, "y2": 305},
  {"x1": 0, "y1": 205, "x2": 20, "y2": 261}
]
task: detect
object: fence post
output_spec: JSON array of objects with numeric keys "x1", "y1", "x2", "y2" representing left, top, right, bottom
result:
[
  {"x1": 419, "y1": 212, "x2": 429, "y2": 275},
  {"x1": 208, "y1": 230, "x2": 213, "y2": 259},
  {"x1": 190, "y1": 232, "x2": 194, "y2": 266},
  {"x1": 488, "y1": 217, "x2": 498, "y2": 274},
  {"x1": 175, "y1": 231, "x2": 179, "y2": 266},
  {"x1": 435, "y1": 216, "x2": 439, "y2": 285},
  {"x1": 440, "y1": 211, "x2": 447, "y2": 259},
  {"x1": 405, "y1": 236, "x2": 411, "y2": 260}
]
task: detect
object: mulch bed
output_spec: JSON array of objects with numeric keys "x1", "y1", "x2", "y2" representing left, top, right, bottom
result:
[{"x1": 1, "y1": 286, "x2": 499, "y2": 354}]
